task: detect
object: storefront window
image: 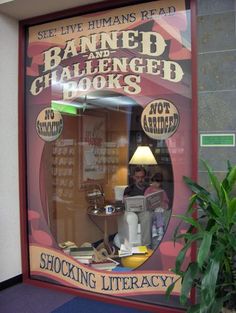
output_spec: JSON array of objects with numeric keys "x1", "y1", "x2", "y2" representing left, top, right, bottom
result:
[{"x1": 22, "y1": 0, "x2": 195, "y2": 309}]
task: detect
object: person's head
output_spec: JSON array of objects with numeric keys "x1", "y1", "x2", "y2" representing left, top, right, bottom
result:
[
  {"x1": 133, "y1": 166, "x2": 146, "y2": 187},
  {"x1": 151, "y1": 172, "x2": 163, "y2": 188}
]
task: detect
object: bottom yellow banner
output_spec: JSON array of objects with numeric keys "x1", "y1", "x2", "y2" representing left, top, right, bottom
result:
[{"x1": 30, "y1": 245, "x2": 181, "y2": 296}]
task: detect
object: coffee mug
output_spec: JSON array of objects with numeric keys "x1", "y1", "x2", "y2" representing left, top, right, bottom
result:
[{"x1": 105, "y1": 205, "x2": 115, "y2": 214}]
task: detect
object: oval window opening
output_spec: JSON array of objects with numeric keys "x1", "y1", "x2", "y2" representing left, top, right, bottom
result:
[{"x1": 40, "y1": 91, "x2": 173, "y2": 271}]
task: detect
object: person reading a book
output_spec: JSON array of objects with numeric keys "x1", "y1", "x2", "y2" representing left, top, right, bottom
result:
[
  {"x1": 144, "y1": 172, "x2": 169, "y2": 247},
  {"x1": 123, "y1": 166, "x2": 152, "y2": 247}
]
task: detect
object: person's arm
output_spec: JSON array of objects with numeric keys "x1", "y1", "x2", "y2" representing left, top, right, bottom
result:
[
  {"x1": 123, "y1": 186, "x2": 131, "y2": 198},
  {"x1": 162, "y1": 190, "x2": 169, "y2": 209}
]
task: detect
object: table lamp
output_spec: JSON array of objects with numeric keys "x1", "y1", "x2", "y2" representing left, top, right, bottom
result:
[
  {"x1": 129, "y1": 146, "x2": 157, "y2": 182},
  {"x1": 129, "y1": 146, "x2": 157, "y2": 165}
]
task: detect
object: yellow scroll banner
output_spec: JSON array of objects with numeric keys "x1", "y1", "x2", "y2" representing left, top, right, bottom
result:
[{"x1": 30, "y1": 245, "x2": 181, "y2": 296}]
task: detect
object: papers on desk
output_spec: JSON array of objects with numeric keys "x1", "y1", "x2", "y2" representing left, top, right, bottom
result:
[{"x1": 118, "y1": 243, "x2": 148, "y2": 257}]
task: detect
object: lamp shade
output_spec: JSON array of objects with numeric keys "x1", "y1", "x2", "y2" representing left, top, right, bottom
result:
[{"x1": 129, "y1": 146, "x2": 157, "y2": 165}]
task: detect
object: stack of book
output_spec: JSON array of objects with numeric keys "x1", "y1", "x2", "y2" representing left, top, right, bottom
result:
[
  {"x1": 90, "y1": 258, "x2": 119, "y2": 271},
  {"x1": 59, "y1": 241, "x2": 78, "y2": 254},
  {"x1": 69, "y1": 246, "x2": 95, "y2": 264}
]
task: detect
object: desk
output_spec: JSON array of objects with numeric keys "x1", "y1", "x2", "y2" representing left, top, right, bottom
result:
[
  {"x1": 121, "y1": 248, "x2": 153, "y2": 268},
  {"x1": 87, "y1": 209, "x2": 123, "y2": 255}
]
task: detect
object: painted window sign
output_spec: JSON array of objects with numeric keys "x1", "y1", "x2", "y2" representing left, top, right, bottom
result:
[{"x1": 23, "y1": 0, "x2": 194, "y2": 310}]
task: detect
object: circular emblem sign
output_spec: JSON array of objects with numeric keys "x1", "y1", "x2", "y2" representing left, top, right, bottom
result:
[
  {"x1": 36, "y1": 108, "x2": 63, "y2": 142},
  {"x1": 141, "y1": 99, "x2": 180, "y2": 140}
]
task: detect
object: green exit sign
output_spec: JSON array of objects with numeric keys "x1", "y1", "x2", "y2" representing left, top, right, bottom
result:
[{"x1": 200, "y1": 134, "x2": 235, "y2": 147}]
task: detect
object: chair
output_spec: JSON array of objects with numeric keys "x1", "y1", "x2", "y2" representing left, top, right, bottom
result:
[{"x1": 113, "y1": 186, "x2": 142, "y2": 248}]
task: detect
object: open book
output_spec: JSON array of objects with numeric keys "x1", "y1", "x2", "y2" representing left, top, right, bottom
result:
[
  {"x1": 119, "y1": 243, "x2": 148, "y2": 257},
  {"x1": 124, "y1": 190, "x2": 163, "y2": 213}
]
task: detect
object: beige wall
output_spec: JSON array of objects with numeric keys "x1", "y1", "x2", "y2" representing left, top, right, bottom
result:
[
  {"x1": 42, "y1": 110, "x2": 129, "y2": 247},
  {"x1": 0, "y1": 13, "x2": 21, "y2": 282}
]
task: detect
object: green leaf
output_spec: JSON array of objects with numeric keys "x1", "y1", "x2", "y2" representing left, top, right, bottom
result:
[
  {"x1": 202, "y1": 160, "x2": 221, "y2": 200},
  {"x1": 175, "y1": 233, "x2": 193, "y2": 241},
  {"x1": 175, "y1": 233, "x2": 202, "y2": 273},
  {"x1": 197, "y1": 232, "x2": 213, "y2": 268},
  {"x1": 175, "y1": 245, "x2": 190, "y2": 274},
  {"x1": 183, "y1": 176, "x2": 210, "y2": 196},
  {"x1": 195, "y1": 193, "x2": 211, "y2": 210},
  {"x1": 208, "y1": 222, "x2": 219, "y2": 235},
  {"x1": 228, "y1": 198, "x2": 236, "y2": 224},
  {"x1": 173, "y1": 220, "x2": 183, "y2": 243},
  {"x1": 180, "y1": 262, "x2": 199, "y2": 305},
  {"x1": 187, "y1": 194, "x2": 198, "y2": 212},
  {"x1": 226, "y1": 233, "x2": 236, "y2": 251},
  {"x1": 209, "y1": 201, "x2": 222, "y2": 217},
  {"x1": 221, "y1": 184, "x2": 230, "y2": 208},
  {"x1": 179, "y1": 225, "x2": 196, "y2": 245},
  {"x1": 207, "y1": 298, "x2": 224, "y2": 313},
  {"x1": 222, "y1": 165, "x2": 236, "y2": 193},
  {"x1": 226, "y1": 166, "x2": 236, "y2": 191},
  {"x1": 205, "y1": 218, "x2": 217, "y2": 232},
  {"x1": 223, "y1": 255, "x2": 232, "y2": 276},
  {"x1": 165, "y1": 283, "x2": 175, "y2": 299},
  {"x1": 210, "y1": 243, "x2": 225, "y2": 262},
  {"x1": 227, "y1": 160, "x2": 232, "y2": 172},
  {"x1": 174, "y1": 214, "x2": 202, "y2": 230},
  {"x1": 165, "y1": 277, "x2": 181, "y2": 299},
  {"x1": 201, "y1": 258, "x2": 220, "y2": 306},
  {"x1": 222, "y1": 163, "x2": 234, "y2": 192}
]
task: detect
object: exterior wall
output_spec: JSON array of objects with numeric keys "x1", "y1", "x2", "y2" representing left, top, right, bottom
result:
[
  {"x1": 197, "y1": 0, "x2": 236, "y2": 187},
  {"x1": 0, "y1": 13, "x2": 21, "y2": 282},
  {"x1": 1, "y1": 0, "x2": 236, "y2": 282}
]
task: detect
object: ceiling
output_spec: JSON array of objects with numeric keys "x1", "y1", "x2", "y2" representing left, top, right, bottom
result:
[{"x1": 0, "y1": 0, "x2": 104, "y2": 20}]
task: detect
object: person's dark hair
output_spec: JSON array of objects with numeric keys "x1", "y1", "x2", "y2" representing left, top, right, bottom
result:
[
  {"x1": 133, "y1": 166, "x2": 146, "y2": 176},
  {"x1": 151, "y1": 172, "x2": 163, "y2": 183}
]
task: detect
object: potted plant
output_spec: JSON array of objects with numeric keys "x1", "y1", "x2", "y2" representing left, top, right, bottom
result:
[{"x1": 167, "y1": 161, "x2": 236, "y2": 313}]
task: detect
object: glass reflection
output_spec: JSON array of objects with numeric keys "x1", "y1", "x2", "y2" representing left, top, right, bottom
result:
[{"x1": 40, "y1": 91, "x2": 173, "y2": 270}]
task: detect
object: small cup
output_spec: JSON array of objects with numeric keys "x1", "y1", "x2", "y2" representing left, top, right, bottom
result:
[{"x1": 105, "y1": 205, "x2": 115, "y2": 214}]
